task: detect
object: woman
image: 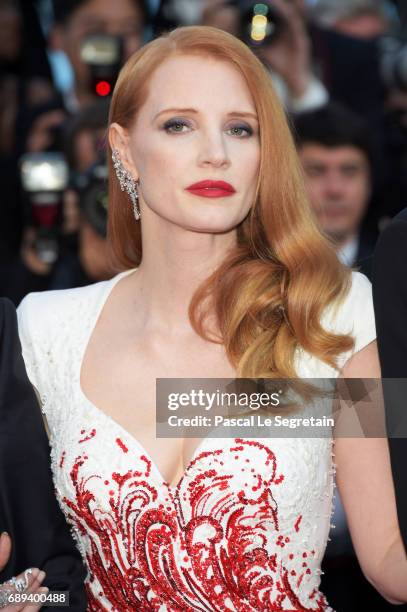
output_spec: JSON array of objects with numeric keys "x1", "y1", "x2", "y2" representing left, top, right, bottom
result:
[
  {"x1": 0, "y1": 298, "x2": 87, "y2": 610},
  {"x1": 17, "y1": 26, "x2": 407, "y2": 610}
]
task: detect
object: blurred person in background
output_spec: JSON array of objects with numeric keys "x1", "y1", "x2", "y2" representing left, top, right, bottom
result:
[
  {"x1": 200, "y1": 0, "x2": 329, "y2": 113},
  {"x1": 6, "y1": 100, "x2": 115, "y2": 306},
  {"x1": 50, "y1": 100, "x2": 114, "y2": 289},
  {"x1": 0, "y1": 0, "x2": 57, "y2": 291},
  {"x1": 50, "y1": 0, "x2": 150, "y2": 112},
  {"x1": 294, "y1": 102, "x2": 378, "y2": 279},
  {"x1": 12, "y1": 0, "x2": 151, "y2": 162},
  {"x1": 310, "y1": 0, "x2": 391, "y2": 40},
  {"x1": 308, "y1": 0, "x2": 390, "y2": 115},
  {"x1": 14, "y1": 0, "x2": 150, "y2": 159},
  {"x1": 1, "y1": 0, "x2": 150, "y2": 303}
]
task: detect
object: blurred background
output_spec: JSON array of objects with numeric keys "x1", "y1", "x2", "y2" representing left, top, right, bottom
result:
[{"x1": 1, "y1": 1, "x2": 407, "y2": 609}]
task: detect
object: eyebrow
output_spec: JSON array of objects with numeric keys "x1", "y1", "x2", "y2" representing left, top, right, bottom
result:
[{"x1": 153, "y1": 108, "x2": 259, "y2": 122}]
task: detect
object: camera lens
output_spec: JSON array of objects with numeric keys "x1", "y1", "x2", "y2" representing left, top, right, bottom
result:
[{"x1": 239, "y1": 2, "x2": 283, "y2": 47}]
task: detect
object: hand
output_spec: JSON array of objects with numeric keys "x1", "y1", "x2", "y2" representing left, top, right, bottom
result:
[
  {"x1": 20, "y1": 228, "x2": 53, "y2": 276},
  {"x1": 257, "y1": 0, "x2": 312, "y2": 98},
  {"x1": 25, "y1": 109, "x2": 66, "y2": 153},
  {"x1": 0, "y1": 532, "x2": 48, "y2": 611}
]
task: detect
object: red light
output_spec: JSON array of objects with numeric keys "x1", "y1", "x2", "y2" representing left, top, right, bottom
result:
[{"x1": 96, "y1": 80, "x2": 111, "y2": 96}]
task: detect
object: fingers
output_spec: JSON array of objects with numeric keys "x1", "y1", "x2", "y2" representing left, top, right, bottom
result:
[
  {"x1": 22, "y1": 577, "x2": 49, "y2": 612},
  {"x1": 0, "y1": 532, "x2": 11, "y2": 571},
  {"x1": 266, "y1": 0, "x2": 308, "y2": 42},
  {"x1": 0, "y1": 568, "x2": 47, "y2": 612},
  {"x1": 19, "y1": 568, "x2": 48, "y2": 611}
]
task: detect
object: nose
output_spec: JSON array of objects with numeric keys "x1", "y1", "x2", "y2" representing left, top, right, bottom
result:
[
  {"x1": 324, "y1": 172, "x2": 345, "y2": 199},
  {"x1": 197, "y1": 130, "x2": 230, "y2": 169}
]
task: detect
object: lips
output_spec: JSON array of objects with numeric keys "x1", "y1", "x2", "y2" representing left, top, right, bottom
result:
[{"x1": 186, "y1": 180, "x2": 236, "y2": 198}]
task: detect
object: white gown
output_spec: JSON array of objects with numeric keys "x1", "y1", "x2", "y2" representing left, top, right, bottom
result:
[{"x1": 17, "y1": 270, "x2": 376, "y2": 611}]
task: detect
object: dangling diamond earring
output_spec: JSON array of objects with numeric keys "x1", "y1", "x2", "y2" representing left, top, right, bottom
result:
[{"x1": 111, "y1": 148, "x2": 141, "y2": 220}]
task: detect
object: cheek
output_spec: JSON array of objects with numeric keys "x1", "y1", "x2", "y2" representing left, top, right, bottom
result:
[
  {"x1": 136, "y1": 142, "x2": 186, "y2": 199},
  {"x1": 138, "y1": 148, "x2": 182, "y2": 187},
  {"x1": 135, "y1": 132, "x2": 212, "y2": 185},
  {"x1": 306, "y1": 178, "x2": 325, "y2": 202},
  {"x1": 348, "y1": 179, "x2": 370, "y2": 207}
]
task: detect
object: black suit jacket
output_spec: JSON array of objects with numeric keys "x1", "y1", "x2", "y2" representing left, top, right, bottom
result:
[
  {"x1": 0, "y1": 298, "x2": 87, "y2": 610},
  {"x1": 373, "y1": 208, "x2": 407, "y2": 555}
]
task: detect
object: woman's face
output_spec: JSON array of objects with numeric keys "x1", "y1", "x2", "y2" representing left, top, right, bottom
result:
[{"x1": 112, "y1": 54, "x2": 260, "y2": 234}]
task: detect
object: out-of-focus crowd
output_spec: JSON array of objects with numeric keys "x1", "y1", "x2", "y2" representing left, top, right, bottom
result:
[{"x1": 1, "y1": 1, "x2": 407, "y2": 608}]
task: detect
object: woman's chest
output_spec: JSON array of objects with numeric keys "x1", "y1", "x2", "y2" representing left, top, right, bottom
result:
[
  {"x1": 80, "y1": 332, "x2": 237, "y2": 430},
  {"x1": 52, "y1": 426, "x2": 333, "y2": 538},
  {"x1": 51, "y1": 429, "x2": 334, "y2": 610}
]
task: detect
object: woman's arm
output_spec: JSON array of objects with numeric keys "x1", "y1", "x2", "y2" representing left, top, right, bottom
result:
[{"x1": 335, "y1": 340, "x2": 407, "y2": 604}]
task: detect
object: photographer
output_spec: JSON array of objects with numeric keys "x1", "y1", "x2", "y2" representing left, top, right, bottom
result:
[
  {"x1": 0, "y1": 0, "x2": 58, "y2": 293},
  {"x1": 6, "y1": 101, "x2": 114, "y2": 305},
  {"x1": 201, "y1": 0, "x2": 329, "y2": 113},
  {"x1": 50, "y1": 0, "x2": 149, "y2": 112},
  {"x1": 6, "y1": 0, "x2": 150, "y2": 303},
  {"x1": 16, "y1": 0, "x2": 150, "y2": 176}
]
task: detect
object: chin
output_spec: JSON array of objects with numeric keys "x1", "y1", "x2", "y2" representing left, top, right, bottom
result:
[
  {"x1": 182, "y1": 207, "x2": 249, "y2": 234},
  {"x1": 181, "y1": 219, "x2": 239, "y2": 234}
]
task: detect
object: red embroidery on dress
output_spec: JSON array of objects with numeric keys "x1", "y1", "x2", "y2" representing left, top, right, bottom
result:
[
  {"x1": 116, "y1": 438, "x2": 128, "y2": 453},
  {"x1": 294, "y1": 515, "x2": 303, "y2": 532},
  {"x1": 78, "y1": 428, "x2": 96, "y2": 444},
  {"x1": 61, "y1": 438, "x2": 330, "y2": 611},
  {"x1": 59, "y1": 451, "x2": 66, "y2": 468}
]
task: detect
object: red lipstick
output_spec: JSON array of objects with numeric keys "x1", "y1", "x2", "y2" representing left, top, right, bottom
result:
[{"x1": 186, "y1": 179, "x2": 236, "y2": 198}]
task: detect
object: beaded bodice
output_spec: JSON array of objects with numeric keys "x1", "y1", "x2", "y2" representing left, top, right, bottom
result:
[{"x1": 17, "y1": 269, "x2": 376, "y2": 611}]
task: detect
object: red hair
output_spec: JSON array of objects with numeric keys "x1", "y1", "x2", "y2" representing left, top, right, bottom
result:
[{"x1": 107, "y1": 26, "x2": 354, "y2": 378}]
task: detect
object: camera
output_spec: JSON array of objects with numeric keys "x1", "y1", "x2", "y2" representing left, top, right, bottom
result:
[
  {"x1": 80, "y1": 34, "x2": 124, "y2": 97},
  {"x1": 72, "y1": 158, "x2": 108, "y2": 238},
  {"x1": 20, "y1": 152, "x2": 69, "y2": 264},
  {"x1": 238, "y1": 1, "x2": 284, "y2": 47}
]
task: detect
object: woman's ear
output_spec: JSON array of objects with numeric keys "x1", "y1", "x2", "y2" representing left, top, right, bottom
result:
[{"x1": 109, "y1": 123, "x2": 139, "y2": 180}]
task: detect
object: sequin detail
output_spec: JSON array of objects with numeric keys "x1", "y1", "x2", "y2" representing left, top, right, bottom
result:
[{"x1": 57, "y1": 436, "x2": 331, "y2": 611}]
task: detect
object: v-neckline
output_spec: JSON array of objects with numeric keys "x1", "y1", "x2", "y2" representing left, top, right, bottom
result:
[
  {"x1": 75, "y1": 268, "x2": 209, "y2": 490},
  {"x1": 79, "y1": 395, "x2": 210, "y2": 490}
]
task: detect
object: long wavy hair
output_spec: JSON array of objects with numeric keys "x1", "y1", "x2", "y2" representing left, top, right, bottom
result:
[{"x1": 107, "y1": 25, "x2": 354, "y2": 378}]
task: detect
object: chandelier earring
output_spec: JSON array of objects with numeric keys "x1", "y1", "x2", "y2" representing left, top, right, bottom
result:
[{"x1": 111, "y1": 148, "x2": 141, "y2": 220}]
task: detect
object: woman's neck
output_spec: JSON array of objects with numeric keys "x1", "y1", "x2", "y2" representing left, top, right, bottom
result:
[{"x1": 129, "y1": 225, "x2": 236, "y2": 337}]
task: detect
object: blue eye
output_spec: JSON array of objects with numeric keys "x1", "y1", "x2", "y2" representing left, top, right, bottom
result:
[
  {"x1": 226, "y1": 124, "x2": 253, "y2": 137},
  {"x1": 163, "y1": 119, "x2": 191, "y2": 134}
]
